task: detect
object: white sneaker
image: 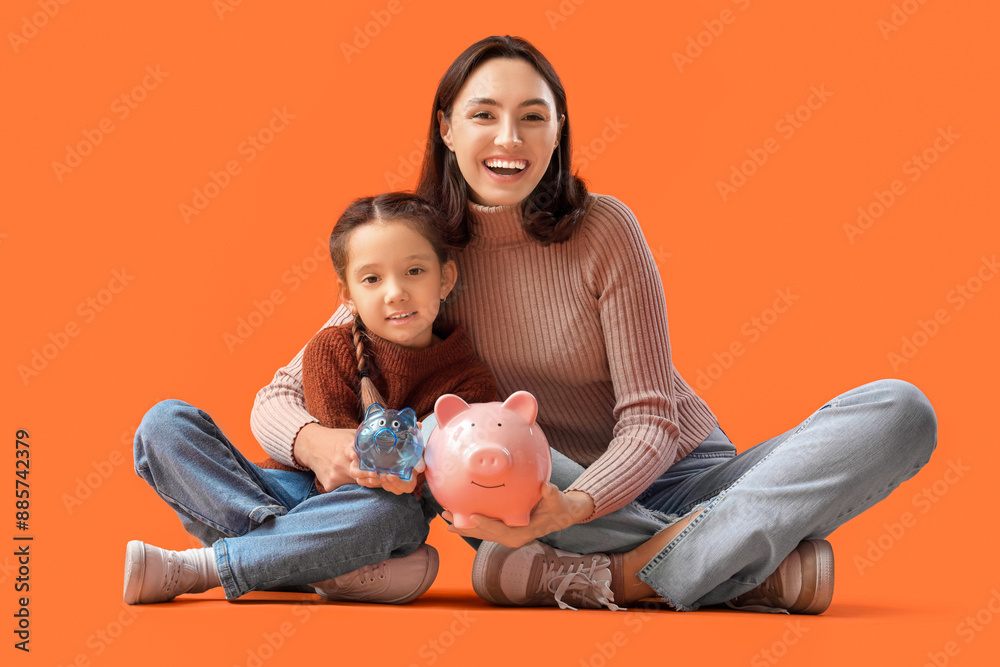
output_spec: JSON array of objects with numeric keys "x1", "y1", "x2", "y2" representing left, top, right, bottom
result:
[
  {"x1": 312, "y1": 544, "x2": 439, "y2": 604},
  {"x1": 472, "y1": 540, "x2": 623, "y2": 611},
  {"x1": 123, "y1": 541, "x2": 218, "y2": 604}
]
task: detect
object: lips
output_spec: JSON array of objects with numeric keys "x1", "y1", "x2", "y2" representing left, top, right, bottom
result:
[
  {"x1": 386, "y1": 311, "x2": 416, "y2": 323},
  {"x1": 484, "y1": 157, "x2": 528, "y2": 176}
]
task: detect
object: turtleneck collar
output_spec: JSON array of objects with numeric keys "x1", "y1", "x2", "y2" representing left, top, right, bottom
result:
[{"x1": 467, "y1": 200, "x2": 529, "y2": 244}]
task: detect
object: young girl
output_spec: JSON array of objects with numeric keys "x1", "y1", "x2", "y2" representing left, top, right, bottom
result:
[
  {"x1": 256, "y1": 192, "x2": 499, "y2": 492},
  {"x1": 125, "y1": 192, "x2": 497, "y2": 605}
]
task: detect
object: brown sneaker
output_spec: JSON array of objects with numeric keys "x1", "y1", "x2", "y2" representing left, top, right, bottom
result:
[
  {"x1": 312, "y1": 544, "x2": 439, "y2": 604},
  {"x1": 725, "y1": 539, "x2": 834, "y2": 614},
  {"x1": 472, "y1": 540, "x2": 623, "y2": 611}
]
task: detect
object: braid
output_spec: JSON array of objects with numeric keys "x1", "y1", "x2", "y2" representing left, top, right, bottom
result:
[{"x1": 351, "y1": 315, "x2": 387, "y2": 414}]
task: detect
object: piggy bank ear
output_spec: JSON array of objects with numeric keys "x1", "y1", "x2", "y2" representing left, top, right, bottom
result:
[
  {"x1": 398, "y1": 408, "x2": 417, "y2": 428},
  {"x1": 434, "y1": 394, "x2": 471, "y2": 428},
  {"x1": 363, "y1": 403, "x2": 385, "y2": 422},
  {"x1": 502, "y1": 391, "x2": 538, "y2": 425}
]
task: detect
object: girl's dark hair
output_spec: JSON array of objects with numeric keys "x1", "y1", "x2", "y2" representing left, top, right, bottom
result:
[
  {"x1": 416, "y1": 35, "x2": 590, "y2": 247},
  {"x1": 330, "y1": 192, "x2": 453, "y2": 412}
]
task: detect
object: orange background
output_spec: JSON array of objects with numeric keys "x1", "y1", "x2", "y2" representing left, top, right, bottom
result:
[{"x1": 3, "y1": 1, "x2": 999, "y2": 665}]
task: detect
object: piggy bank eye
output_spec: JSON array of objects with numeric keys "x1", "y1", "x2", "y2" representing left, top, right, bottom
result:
[
  {"x1": 391, "y1": 420, "x2": 400, "y2": 429},
  {"x1": 378, "y1": 419, "x2": 386, "y2": 426}
]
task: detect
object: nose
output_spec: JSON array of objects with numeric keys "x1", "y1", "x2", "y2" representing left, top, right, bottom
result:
[
  {"x1": 465, "y1": 445, "x2": 511, "y2": 480},
  {"x1": 383, "y1": 277, "x2": 407, "y2": 303},
  {"x1": 495, "y1": 117, "x2": 522, "y2": 149}
]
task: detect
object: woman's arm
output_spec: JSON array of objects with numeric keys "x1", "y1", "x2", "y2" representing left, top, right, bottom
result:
[
  {"x1": 563, "y1": 195, "x2": 685, "y2": 519},
  {"x1": 250, "y1": 305, "x2": 353, "y2": 470}
]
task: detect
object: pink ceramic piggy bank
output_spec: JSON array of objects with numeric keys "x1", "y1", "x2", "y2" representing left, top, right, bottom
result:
[{"x1": 425, "y1": 391, "x2": 552, "y2": 529}]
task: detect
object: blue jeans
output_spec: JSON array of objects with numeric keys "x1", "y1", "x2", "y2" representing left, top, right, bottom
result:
[
  {"x1": 424, "y1": 379, "x2": 936, "y2": 611},
  {"x1": 133, "y1": 400, "x2": 433, "y2": 599}
]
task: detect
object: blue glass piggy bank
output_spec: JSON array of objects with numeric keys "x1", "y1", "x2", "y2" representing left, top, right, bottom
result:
[{"x1": 354, "y1": 404, "x2": 424, "y2": 481}]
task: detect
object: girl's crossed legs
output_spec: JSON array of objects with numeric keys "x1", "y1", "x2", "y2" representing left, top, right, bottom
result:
[{"x1": 128, "y1": 399, "x2": 435, "y2": 602}]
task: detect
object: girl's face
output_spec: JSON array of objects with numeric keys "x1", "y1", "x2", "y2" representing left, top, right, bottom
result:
[
  {"x1": 339, "y1": 220, "x2": 457, "y2": 349},
  {"x1": 439, "y1": 58, "x2": 564, "y2": 207}
]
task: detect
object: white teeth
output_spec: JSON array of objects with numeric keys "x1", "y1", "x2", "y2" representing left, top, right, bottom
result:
[{"x1": 485, "y1": 158, "x2": 526, "y2": 170}]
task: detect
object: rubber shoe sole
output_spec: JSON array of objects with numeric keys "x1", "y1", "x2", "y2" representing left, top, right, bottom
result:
[{"x1": 792, "y1": 539, "x2": 835, "y2": 615}]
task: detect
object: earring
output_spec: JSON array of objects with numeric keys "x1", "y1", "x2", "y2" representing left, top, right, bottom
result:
[{"x1": 440, "y1": 297, "x2": 447, "y2": 304}]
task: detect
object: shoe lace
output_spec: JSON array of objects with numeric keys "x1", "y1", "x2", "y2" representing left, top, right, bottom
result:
[
  {"x1": 726, "y1": 569, "x2": 784, "y2": 611},
  {"x1": 355, "y1": 560, "x2": 389, "y2": 585},
  {"x1": 541, "y1": 554, "x2": 621, "y2": 612}
]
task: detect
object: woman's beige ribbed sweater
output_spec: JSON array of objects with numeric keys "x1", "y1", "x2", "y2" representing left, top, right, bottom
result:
[{"x1": 251, "y1": 194, "x2": 718, "y2": 521}]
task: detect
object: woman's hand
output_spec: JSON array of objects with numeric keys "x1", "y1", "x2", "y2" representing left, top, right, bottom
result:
[
  {"x1": 351, "y1": 458, "x2": 426, "y2": 495},
  {"x1": 292, "y1": 423, "x2": 358, "y2": 491},
  {"x1": 442, "y1": 484, "x2": 595, "y2": 549}
]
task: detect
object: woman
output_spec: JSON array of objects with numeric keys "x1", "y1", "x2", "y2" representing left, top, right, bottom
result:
[{"x1": 254, "y1": 36, "x2": 937, "y2": 613}]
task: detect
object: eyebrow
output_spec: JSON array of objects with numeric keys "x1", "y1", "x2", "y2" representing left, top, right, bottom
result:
[{"x1": 464, "y1": 97, "x2": 552, "y2": 110}]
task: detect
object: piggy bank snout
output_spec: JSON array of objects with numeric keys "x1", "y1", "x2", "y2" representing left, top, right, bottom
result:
[
  {"x1": 374, "y1": 428, "x2": 398, "y2": 451},
  {"x1": 463, "y1": 445, "x2": 511, "y2": 479}
]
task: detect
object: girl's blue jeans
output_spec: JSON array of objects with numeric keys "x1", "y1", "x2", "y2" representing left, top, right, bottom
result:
[
  {"x1": 133, "y1": 400, "x2": 434, "y2": 599},
  {"x1": 135, "y1": 378, "x2": 936, "y2": 609}
]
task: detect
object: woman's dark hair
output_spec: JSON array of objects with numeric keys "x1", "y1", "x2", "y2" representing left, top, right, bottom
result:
[
  {"x1": 416, "y1": 35, "x2": 590, "y2": 247},
  {"x1": 330, "y1": 192, "x2": 454, "y2": 412}
]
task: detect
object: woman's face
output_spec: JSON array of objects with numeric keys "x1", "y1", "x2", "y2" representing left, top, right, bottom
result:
[{"x1": 439, "y1": 58, "x2": 564, "y2": 207}]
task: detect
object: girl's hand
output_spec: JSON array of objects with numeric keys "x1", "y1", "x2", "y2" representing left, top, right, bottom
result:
[
  {"x1": 292, "y1": 423, "x2": 357, "y2": 491},
  {"x1": 441, "y1": 484, "x2": 595, "y2": 549},
  {"x1": 350, "y1": 457, "x2": 426, "y2": 496}
]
